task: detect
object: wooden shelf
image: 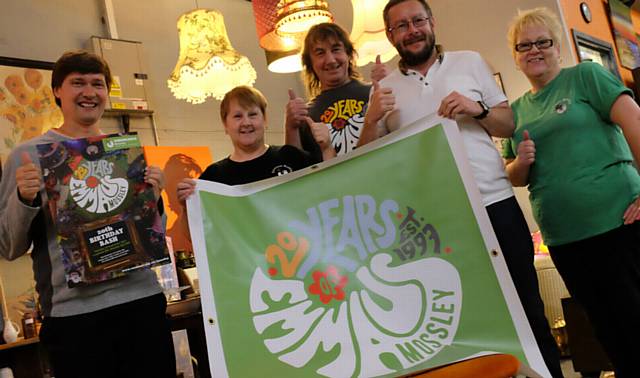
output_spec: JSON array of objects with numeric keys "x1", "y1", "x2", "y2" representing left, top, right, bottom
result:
[
  {"x1": 0, "y1": 337, "x2": 39, "y2": 351},
  {"x1": 103, "y1": 108, "x2": 154, "y2": 117}
]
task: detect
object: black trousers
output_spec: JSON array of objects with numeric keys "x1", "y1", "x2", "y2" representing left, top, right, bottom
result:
[
  {"x1": 549, "y1": 222, "x2": 640, "y2": 378},
  {"x1": 40, "y1": 293, "x2": 176, "y2": 378},
  {"x1": 487, "y1": 197, "x2": 563, "y2": 378}
]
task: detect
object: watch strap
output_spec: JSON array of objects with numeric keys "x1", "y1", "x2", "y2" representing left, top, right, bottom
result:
[{"x1": 473, "y1": 100, "x2": 489, "y2": 120}]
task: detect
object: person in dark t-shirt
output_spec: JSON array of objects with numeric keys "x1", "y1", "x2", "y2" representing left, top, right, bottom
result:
[
  {"x1": 285, "y1": 23, "x2": 371, "y2": 161},
  {"x1": 177, "y1": 85, "x2": 332, "y2": 197}
]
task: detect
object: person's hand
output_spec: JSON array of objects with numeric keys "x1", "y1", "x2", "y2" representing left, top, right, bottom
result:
[
  {"x1": 367, "y1": 79, "x2": 395, "y2": 124},
  {"x1": 370, "y1": 55, "x2": 389, "y2": 82},
  {"x1": 438, "y1": 91, "x2": 484, "y2": 119},
  {"x1": 16, "y1": 151, "x2": 41, "y2": 206},
  {"x1": 623, "y1": 196, "x2": 640, "y2": 225},
  {"x1": 285, "y1": 89, "x2": 308, "y2": 131},
  {"x1": 515, "y1": 130, "x2": 535, "y2": 167},
  {"x1": 305, "y1": 116, "x2": 331, "y2": 152},
  {"x1": 144, "y1": 165, "x2": 165, "y2": 201},
  {"x1": 177, "y1": 178, "x2": 197, "y2": 207}
]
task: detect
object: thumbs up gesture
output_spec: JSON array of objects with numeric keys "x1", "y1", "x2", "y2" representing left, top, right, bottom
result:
[
  {"x1": 516, "y1": 130, "x2": 536, "y2": 167},
  {"x1": 366, "y1": 79, "x2": 395, "y2": 125},
  {"x1": 305, "y1": 116, "x2": 336, "y2": 160},
  {"x1": 370, "y1": 54, "x2": 389, "y2": 82},
  {"x1": 305, "y1": 116, "x2": 330, "y2": 149},
  {"x1": 285, "y1": 88, "x2": 309, "y2": 131},
  {"x1": 16, "y1": 151, "x2": 42, "y2": 205}
]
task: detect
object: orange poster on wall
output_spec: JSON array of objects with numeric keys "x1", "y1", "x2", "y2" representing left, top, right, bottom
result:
[{"x1": 143, "y1": 146, "x2": 213, "y2": 253}]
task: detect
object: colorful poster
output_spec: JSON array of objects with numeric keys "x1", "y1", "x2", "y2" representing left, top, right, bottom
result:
[
  {"x1": 38, "y1": 133, "x2": 170, "y2": 287},
  {"x1": 188, "y1": 116, "x2": 547, "y2": 377},
  {"x1": 143, "y1": 146, "x2": 213, "y2": 253}
]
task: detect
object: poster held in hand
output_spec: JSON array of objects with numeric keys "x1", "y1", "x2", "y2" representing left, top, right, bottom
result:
[{"x1": 37, "y1": 133, "x2": 170, "y2": 287}]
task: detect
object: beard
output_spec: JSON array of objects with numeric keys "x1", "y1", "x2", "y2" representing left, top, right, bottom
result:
[{"x1": 395, "y1": 32, "x2": 436, "y2": 67}]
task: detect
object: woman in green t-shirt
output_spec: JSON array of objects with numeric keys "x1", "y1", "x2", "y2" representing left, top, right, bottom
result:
[{"x1": 504, "y1": 7, "x2": 640, "y2": 377}]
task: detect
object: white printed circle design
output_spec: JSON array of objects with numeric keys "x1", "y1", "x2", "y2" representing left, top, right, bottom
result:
[
  {"x1": 249, "y1": 254, "x2": 462, "y2": 377},
  {"x1": 70, "y1": 160, "x2": 129, "y2": 213}
]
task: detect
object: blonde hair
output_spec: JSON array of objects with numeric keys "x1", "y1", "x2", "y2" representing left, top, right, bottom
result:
[
  {"x1": 220, "y1": 86, "x2": 268, "y2": 123},
  {"x1": 507, "y1": 7, "x2": 563, "y2": 55}
]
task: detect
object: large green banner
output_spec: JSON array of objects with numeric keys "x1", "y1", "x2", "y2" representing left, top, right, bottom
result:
[{"x1": 188, "y1": 116, "x2": 547, "y2": 377}]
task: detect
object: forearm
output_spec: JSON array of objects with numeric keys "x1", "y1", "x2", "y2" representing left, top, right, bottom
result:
[
  {"x1": 504, "y1": 159, "x2": 530, "y2": 187},
  {"x1": 478, "y1": 104, "x2": 515, "y2": 138},
  {"x1": 357, "y1": 116, "x2": 383, "y2": 147},
  {"x1": 284, "y1": 117, "x2": 303, "y2": 149},
  {"x1": 621, "y1": 119, "x2": 640, "y2": 165},
  {"x1": 0, "y1": 190, "x2": 39, "y2": 260},
  {"x1": 610, "y1": 95, "x2": 640, "y2": 164}
]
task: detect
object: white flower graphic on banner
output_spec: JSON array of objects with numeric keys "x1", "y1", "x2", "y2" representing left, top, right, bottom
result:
[
  {"x1": 70, "y1": 159, "x2": 129, "y2": 214},
  {"x1": 249, "y1": 196, "x2": 462, "y2": 377}
]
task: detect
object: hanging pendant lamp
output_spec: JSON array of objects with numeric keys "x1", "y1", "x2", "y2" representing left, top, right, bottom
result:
[
  {"x1": 253, "y1": 0, "x2": 303, "y2": 73},
  {"x1": 167, "y1": 9, "x2": 257, "y2": 104},
  {"x1": 275, "y1": 0, "x2": 334, "y2": 35},
  {"x1": 350, "y1": 0, "x2": 397, "y2": 66}
]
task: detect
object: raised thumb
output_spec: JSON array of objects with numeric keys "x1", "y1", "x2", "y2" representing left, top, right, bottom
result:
[{"x1": 21, "y1": 151, "x2": 33, "y2": 165}]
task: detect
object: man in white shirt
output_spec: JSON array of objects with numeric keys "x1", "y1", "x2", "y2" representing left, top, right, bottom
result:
[{"x1": 358, "y1": 1, "x2": 562, "y2": 376}]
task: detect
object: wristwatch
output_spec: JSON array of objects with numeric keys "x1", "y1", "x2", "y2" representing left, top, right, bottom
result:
[{"x1": 473, "y1": 100, "x2": 489, "y2": 120}]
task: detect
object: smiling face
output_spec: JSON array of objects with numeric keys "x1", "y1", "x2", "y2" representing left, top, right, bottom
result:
[
  {"x1": 223, "y1": 98, "x2": 266, "y2": 153},
  {"x1": 54, "y1": 72, "x2": 108, "y2": 131},
  {"x1": 514, "y1": 23, "x2": 561, "y2": 90},
  {"x1": 386, "y1": 0, "x2": 436, "y2": 68},
  {"x1": 309, "y1": 37, "x2": 350, "y2": 91}
]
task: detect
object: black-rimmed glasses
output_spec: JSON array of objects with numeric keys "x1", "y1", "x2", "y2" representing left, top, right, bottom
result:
[
  {"x1": 515, "y1": 39, "x2": 554, "y2": 52},
  {"x1": 388, "y1": 16, "x2": 430, "y2": 35}
]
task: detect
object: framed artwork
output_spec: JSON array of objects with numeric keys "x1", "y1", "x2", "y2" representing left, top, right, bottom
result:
[
  {"x1": 572, "y1": 30, "x2": 622, "y2": 80},
  {"x1": 0, "y1": 56, "x2": 63, "y2": 164},
  {"x1": 607, "y1": 0, "x2": 640, "y2": 69}
]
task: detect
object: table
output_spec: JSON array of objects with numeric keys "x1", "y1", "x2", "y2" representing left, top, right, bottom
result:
[{"x1": 0, "y1": 337, "x2": 50, "y2": 378}]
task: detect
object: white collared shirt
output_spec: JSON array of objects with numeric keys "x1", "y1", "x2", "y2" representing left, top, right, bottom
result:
[{"x1": 377, "y1": 50, "x2": 514, "y2": 206}]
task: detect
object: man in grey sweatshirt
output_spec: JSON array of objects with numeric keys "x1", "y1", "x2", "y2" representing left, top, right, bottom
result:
[{"x1": 0, "y1": 51, "x2": 175, "y2": 378}]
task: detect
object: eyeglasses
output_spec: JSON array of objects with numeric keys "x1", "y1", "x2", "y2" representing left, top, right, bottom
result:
[
  {"x1": 388, "y1": 16, "x2": 430, "y2": 35},
  {"x1": 515, "y1": 38, "x2": 554, "y2": 52}
]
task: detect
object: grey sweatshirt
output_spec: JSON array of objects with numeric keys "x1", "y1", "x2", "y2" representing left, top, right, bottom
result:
[{"x1": 0, "y1": 130, "x2": 161, "y2": 317}]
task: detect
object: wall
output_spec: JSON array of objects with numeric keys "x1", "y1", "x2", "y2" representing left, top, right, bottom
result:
[
  {"x1": 0, "y1": 1, "x2": 591, "y2": 298},
  {"x1": 431, "y1": 0, "x2": 575, "y2": 102},
  {"x1": 1, "y1": 0, "x2": 575, "y2": 162},
  {"x1": 0, "y1": 0, "x2": 355, "y2": 160},
  {"x1": 558, "y1": 0, "x2": 632, "y2": 85},
  {"x1": 427, "y1": 0, "x2": 576, "y2": 231},
  {"x1": 108, "y1": 0, "x2": 311, "y2": 159},
  {"x1": 0, "y1": 0, "x2": 607, "y2": 336}
]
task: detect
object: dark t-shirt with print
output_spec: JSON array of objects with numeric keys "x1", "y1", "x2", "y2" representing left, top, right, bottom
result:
[
  {"x1": 199, "y1": 145, "x2": 315, "y2": 185},
  {"x1": 299, "y1": 79, "x2": 371, "y2": 162}
]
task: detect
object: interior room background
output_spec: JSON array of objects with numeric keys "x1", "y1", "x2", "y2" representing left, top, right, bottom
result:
[{"x1": 0, "y1": 0, "x2": 632, "y2": 323}]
